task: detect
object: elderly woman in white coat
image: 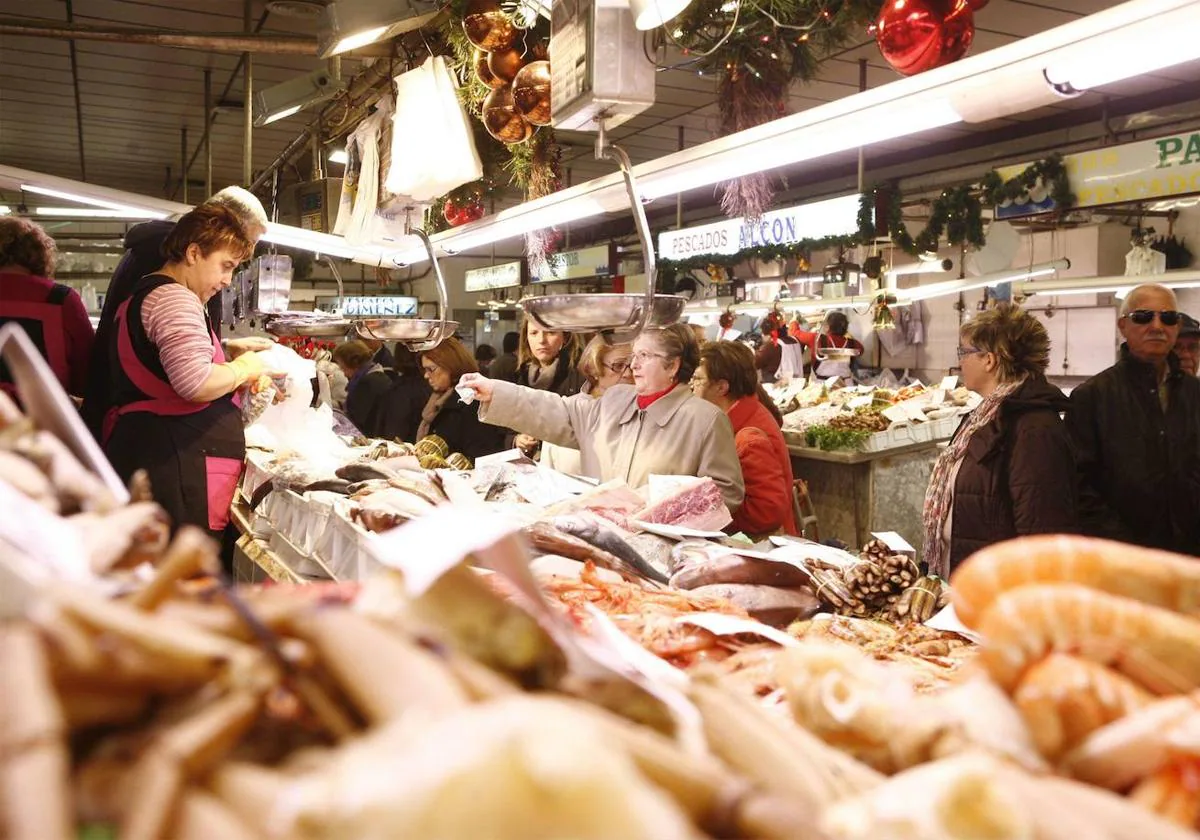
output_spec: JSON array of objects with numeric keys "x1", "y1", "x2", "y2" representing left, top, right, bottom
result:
[{"x1": 459, "y1": 323, "x2": 745, "y2": 512}]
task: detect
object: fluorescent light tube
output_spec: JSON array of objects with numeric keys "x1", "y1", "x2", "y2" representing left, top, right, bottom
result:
[
  {"x1": 328, "y1": 148, "x2": 349, "y2": 165},
  {"x1": 35, "y1": 207, "x2": 166, "y2": 219},
  {"x1": 331, "y1": 25, "x2": 388, "y2": 55},
  {"x1": 260, "y1": 105, "x2": 303, "y2": 125},
  {"x1": 902, "y1": 260, "x2": 1068, "y2": 301},
  {"x1": 1021, "y1": 270, "x2": 1200, "y2": 297},
  {"x1": 21, "y1": 184, "x2": 169, "y2": 217},
  {"x1": 1044, "y1": 1, "x2": 1200, "y2": 92}
]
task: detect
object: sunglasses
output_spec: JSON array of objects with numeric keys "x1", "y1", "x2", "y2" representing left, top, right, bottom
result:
[{"x1": 1123, "y1": 309, "x2": 1182, "y2": 327}]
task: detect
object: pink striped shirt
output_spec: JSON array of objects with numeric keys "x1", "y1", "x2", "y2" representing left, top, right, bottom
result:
[{"x1": 141, "y1": 283, "x2": 215, "y2": 401}]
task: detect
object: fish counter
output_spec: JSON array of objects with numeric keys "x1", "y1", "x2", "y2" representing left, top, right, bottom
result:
[{"x1": 6, "y1": 347, "x2": 1200, "y2": 838}]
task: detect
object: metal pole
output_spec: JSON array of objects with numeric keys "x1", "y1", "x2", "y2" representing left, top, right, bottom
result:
[
  {"x1": 242, "y1": 0, "x2": 253, "y2": 186},
  {"x1": 857, "y1": 58, "x2": 868, "y2": 194},
  {"x1": 64, "y1": 0, "x2": 86, "y2": 181},
  {"x1": 676, "y1": 125, "x2": 685, "y2": 229},
  {"x1": 204, "y1": 68, "x2": 213, "y2": 196},
  {"x1": 181, "y1": 126, "x2": 189, "y2": 204}
]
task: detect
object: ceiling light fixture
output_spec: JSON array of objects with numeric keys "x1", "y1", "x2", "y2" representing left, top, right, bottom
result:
[
  {"x1": 20, "y1": 184, "x2": 171, "y2": 218},
  {"x1": 0, "y1": 205, "x2": 10, "y2": 215},
  {"x1": 1020, "y1": 270, "x2": 1200, "y2": 298},
  {"x1": 328, "y1": 148, "x2": 349, "y2": 165},
  {"x1": 903, "y1": 260, "x2": 1069, "y2": 301},
  {"x1": 34, "y1": 207, "x2": 166, "y2": 219},
  {"x1": 318, "y1": 0, "x2": 441, "y2": 57},
  {"x1": 253, "y1": 68, "x2": 346, "y2": 127},
  {"x1": 629, "y1": 0, "x2": 696, "y2": 31}
]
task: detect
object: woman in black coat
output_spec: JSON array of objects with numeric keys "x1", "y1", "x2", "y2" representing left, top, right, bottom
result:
[
  {"x1": 921, "y1": 304, "x2": 1078, "y2": 578},
  {"x1": 377, "y1": 344, "x2": 431, "y2": 442},
  {"x1": 417, "y1": 337, "x2": 506, "y2": 460},
  {"x1": 332, "y1": 339, "x2": 393, "y2": 438}
]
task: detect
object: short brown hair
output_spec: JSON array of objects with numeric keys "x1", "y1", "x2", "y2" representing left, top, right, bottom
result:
[
  {"x1": 700, "y1": 340, "x2": 783, "y2": 425},
  {"x1": 578, "y1": 335, "x2": 632, "y2": 390},
  {"x1": 643, "y1": 323, "x2": 700, "y2": 383},
  {"x1": 422, "y1": 336, "x2": 478, "y2": 382},
  {"x1": 0, "y1": 217, "x2": 57, "y2": 277},
  {"x1": 960, "y1": 303, "x2": 1050, "y2": 381},
  {"x1": 332, "y1": 339, "x2": 374, "y2": 370},
  {"x1": 161, "y1": 203, "x2": 254, "y2": 265}
]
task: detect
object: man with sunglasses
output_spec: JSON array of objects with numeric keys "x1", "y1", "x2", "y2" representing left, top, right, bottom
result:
[{"x1": 1066, "y1": 284, "x2": 1200, "y2": 556}]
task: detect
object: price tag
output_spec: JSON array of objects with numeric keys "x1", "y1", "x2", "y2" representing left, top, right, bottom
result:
[
  {"x1": 825, "y1": 376, "x2": 840, "y2": 389},
  {"x1": 870, "y1": 530, "x2": 916, "y2": 554},
  {"x1": 928, "y1": 389, "x2": 947, "y2": 406},
  {"x1": 924, "y1": 603, "x2": 982, "y2": 643},
  {"x1": 938, "y1": 375, "x2": 959, "y2": 391},
  {"x1": 846, "y1": 394, "x2": 873, "y2": 410},
  {"x1": 678, "y1": 613, "x2": 800, "y2": 648},
  {"x1": 882, "y1": 404, "x2": 910, "y2": 424},
  {"x1": 474, "y1": 448, "x2": 532, "y2": 469}
]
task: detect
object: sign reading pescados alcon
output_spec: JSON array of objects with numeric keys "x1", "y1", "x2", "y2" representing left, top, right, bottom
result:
[{"x1": 656, "y1": 194, "x2": 860, "y2": 261}]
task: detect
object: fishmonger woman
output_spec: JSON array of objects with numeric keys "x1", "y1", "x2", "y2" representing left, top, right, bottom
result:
[
  {"x1": 101, "y1": 204, "x2": 268, "y2": 537},
  {"x1": 460, "y1": 324, "x2": 744, "y2": 511}
]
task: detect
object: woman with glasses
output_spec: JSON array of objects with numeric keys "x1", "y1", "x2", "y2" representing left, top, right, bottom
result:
[
  {"x1": 692, "y1": 341, "x2": 797, "y2": 537},
  {"x1": 540, "y1": 336, "x2": 633, "y2": 475},
  {"x1": 921, "y1": 303, "x2": 1077, "y2": 578},
  {"x1": 416, "y1": 337, "x2": 506, "y2": 460},
  {"x1": 460, "y1": 324, "x2": 744, "y2": 511}
]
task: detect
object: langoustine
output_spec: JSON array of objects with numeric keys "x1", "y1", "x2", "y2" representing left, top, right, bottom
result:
[
  {"x1": 951, "y1": 535, "x2": 1200, "y2": 629},
  {"x1": 1012, "y1": 653, "x2": 1154, "y2": 760},
  {"x1": 976, "y1": 583, "x2": 1200, "y2": 694}
]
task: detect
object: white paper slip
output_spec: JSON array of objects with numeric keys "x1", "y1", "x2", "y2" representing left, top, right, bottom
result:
[
  {"x1": 846, "y1": 394, "x2": 873, "y2": 410},
  {"x1": 903, "y1": 401, "x2": 929, "y2": 422},
  {"x1": 769, "y1": 540, "x2": 859, "y2": 569},
  {"x1": 632, "y1": 520, "x2": 728, "y2": 541},
  {"x1": 938, "y1": 375, "x2": 959, "y2": 391},
  {"x1": 882, "y1": 404, "x2": 910, "y2": 424},
  {"x1": 928, "y1": 388, "x2": 947, "y2": 406},
  {"x1": 369, "y1": 506, "x2": 523, "y2": 596},
  {"x1": 924, "y1": 603, "x2": 983, "y2": 644},
  {"x1": 678, "y1": 613, "x2": 800, "y2": 648},
  {"x1": 474, "y1": 448, "x2": 533, "y2": 469},
  {"x1": 871, "y1": 531, "x2": 916, "y2": 554},
  {"x1": 825, "y1": 376, "x2": 840, "y2": 388}
]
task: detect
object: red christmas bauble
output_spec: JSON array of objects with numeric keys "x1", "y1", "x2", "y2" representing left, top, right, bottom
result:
[
  {"x1": 875, "y1": 0, "x2": 974, "y2": 77},
  {"x1": 443, "y1": 198, "x2": 460, "y2": 224}
]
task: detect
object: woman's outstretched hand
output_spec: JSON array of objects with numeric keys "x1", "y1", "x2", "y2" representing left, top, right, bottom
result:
[{"x1": 457, "y1": 372, "x2": 494, "y2": 405}]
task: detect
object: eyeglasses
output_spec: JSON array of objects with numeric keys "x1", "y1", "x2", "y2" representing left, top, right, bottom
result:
[
  {"x1": 421, "y1": 364, "x2": 440, "y2": 376},
  {"x1": 603, "y1": 359, "x2": 631, "y2": 374},
  {"x1": 1122, "y1": 309, "x2": 1182, "y2": 327},
  {"x1": 956, "y1": 345, "x2": 984, "y2": 360},
  {"x1": 629, "y1": 350, "x2": 670, "y2": 366}
]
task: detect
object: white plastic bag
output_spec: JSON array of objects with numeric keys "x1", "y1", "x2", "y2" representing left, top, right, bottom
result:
[{"x1": 385, "y1": 56, "x2": 483, "y2": 203}]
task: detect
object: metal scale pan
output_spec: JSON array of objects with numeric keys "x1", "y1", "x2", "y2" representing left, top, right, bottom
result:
[{"x1": 352, "y1": 229, "x2": 458, "y2": 351}]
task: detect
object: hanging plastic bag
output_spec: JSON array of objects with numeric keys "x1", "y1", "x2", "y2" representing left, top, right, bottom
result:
[
  {"x1": 385, "y1": 56, "x2": 483, "y2": 203},
  {"x1": 332, "y1": 130, "x2": 362, "y2": 237},
  {"x1": 343, "y1": 102, "x2": 389, "y2": 245}
]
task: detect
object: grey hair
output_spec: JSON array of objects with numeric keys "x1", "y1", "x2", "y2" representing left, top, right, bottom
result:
[
  {"x1": 207, "y1": 186, "x2": 269, "y2": 236},
  {"x1": 1120, "y1": 284, "x2": 1178, "y2": 316}
]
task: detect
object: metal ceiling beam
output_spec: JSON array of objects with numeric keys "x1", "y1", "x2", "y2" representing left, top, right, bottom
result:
[{"x1": 0, "y1": 16, "x2": 322, "y2": 54}]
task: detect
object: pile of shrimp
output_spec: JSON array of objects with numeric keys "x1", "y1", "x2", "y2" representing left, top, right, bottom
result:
[
  {"x1": 951, "y1": 535, "x2": 1200, "y2": 830},
  {"x1": 540, "y1": 562, "x2": 753, "y2": 668}
]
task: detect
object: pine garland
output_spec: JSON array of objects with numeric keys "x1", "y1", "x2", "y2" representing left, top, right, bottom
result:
[{"x1": 660, "y1": 154, "x2": 1075, "y2": 270}]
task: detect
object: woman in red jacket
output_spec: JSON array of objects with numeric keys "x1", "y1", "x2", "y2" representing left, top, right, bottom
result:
[{"x1": 691, "y1": 341, "x2": 798, "y2": 537}]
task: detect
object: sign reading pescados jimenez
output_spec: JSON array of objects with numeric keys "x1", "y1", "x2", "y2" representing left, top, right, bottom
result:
[{"x1": 657, "y1": 194, "x2": 860, "y2": 261}]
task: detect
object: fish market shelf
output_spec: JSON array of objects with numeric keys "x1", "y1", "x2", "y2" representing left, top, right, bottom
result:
[{"x1": 788, "y1": 440, "x2": 946, "y2": 557}]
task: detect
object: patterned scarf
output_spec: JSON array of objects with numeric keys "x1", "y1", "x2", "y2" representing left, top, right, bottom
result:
[
  {"x1": 921, "y1": 377, "x2": 1024, "y2": 579},
  {"x1": 416, "y1": 388, "x2": 454, "y2": 441}
]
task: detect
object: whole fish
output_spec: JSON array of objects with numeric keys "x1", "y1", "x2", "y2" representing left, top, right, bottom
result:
[
  {"x1": 336, "y1": 462, "x2": 394, "y2": 483},
  {"x1": 548, "y1": 515, "x2": 669, "y2": 585}
]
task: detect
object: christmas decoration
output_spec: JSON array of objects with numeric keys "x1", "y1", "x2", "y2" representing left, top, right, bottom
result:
[
  {"x1": 666, "y1": 0, "x2": 882, "y2": 221},
  {"x1": 474, "y1": 48, "x2": 504, "y2": 88},
  {"x1": 874, "y1": 0, "x2": 975, "y2": 77},
  {"x1": 512, "y1": 60, "x2": 552, "y2": 125},
  {"x1": 462, "y1": 0, "x2": 518, "y2": 50},
  {"x1": 487, "y1": 45, "x2": 529, "y2": 83},
  {"x1": 443, "y1": 190, "x2": 485, "y2": 227},
  {"x1": 482, "y1": 85, "x2": 533, "y2": 144}
]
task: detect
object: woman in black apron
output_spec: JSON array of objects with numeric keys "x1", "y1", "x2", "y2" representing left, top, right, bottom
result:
[{"x1": 101, "y1": 204, "x2": 267, "y2": 538}]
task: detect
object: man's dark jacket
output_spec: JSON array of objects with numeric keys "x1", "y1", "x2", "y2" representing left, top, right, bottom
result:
[{"x1": 1065, "y1": 344, "x2": 1200, "y2": 556}]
